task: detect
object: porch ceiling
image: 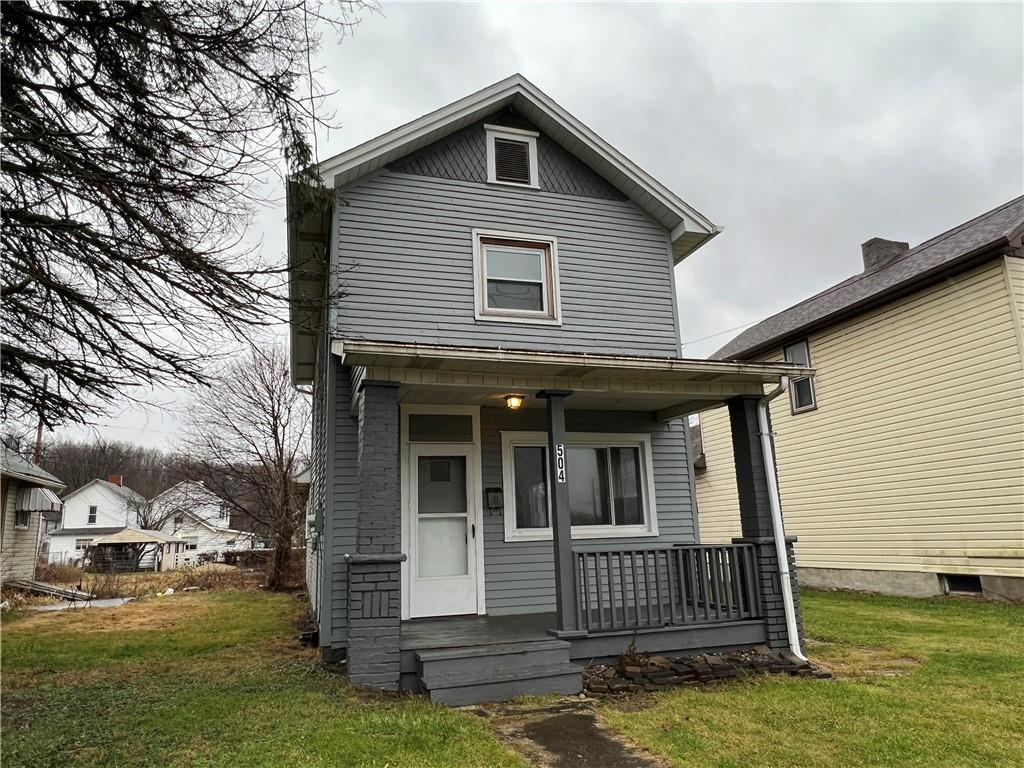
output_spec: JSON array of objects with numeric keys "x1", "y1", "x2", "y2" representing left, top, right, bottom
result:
[{"x1": 334, "y1": 340, "x2": 812, "y2": 419}]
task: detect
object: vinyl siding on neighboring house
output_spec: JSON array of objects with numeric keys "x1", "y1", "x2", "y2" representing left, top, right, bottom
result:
[
  {"x1": 479, "y1": 407, "x2": 696, "y2": 615},
  {"x1": 696, "y1": 258, "x2": 1024, "y2": 578},
  {"x1": 1, "y1": 481, "x2": 41, "y2": 580},
  {"x1": 329, "y1": 170, "x2": 680, "y2": 356}
]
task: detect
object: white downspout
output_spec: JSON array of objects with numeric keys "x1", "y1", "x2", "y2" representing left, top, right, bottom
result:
[{"x1": 758, "y1": 376, "x2": 807, "y2": 661}]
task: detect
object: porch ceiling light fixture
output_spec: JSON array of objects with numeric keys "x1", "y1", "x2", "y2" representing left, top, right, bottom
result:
[{"x1": 504, "y1": 394, "x2": 527, "y2": 410}]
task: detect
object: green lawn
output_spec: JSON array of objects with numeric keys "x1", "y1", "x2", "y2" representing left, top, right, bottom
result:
[
  {"x1": 1, "y1": 592, "x2": 524, "y2": 768},
  {"x1": 602, "y1": 590, "x2": 1024, "y2": 767},
  {"x1": 4, "y1": 588, "x2": 1022, "y2": 768}
]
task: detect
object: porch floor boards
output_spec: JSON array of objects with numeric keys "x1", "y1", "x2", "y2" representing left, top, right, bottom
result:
[{"x1": 400, "y1": 612, "x2": 556, "y2": 651}]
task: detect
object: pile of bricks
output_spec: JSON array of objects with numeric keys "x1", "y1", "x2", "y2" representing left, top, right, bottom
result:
[{"x1": 584, "y1": 645, "x2": 832, "y2": 695}]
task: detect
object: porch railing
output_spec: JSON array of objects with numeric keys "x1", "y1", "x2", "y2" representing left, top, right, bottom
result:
[{"x1": 573, "y1": 543, "x2": 762, "y2": 633}]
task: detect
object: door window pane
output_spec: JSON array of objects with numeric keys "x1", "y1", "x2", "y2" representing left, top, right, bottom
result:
[
  {"x1": 487, "y1": 280, "x2": 543, "y2": 311},
  {"x1": 417, "y1": 517, "x2": 468, "y2": 577},
  {"x1": 610, "y1": 447, "x2": 643, "y2": 525},
  {"x1": 514, "y1": 446, "x2": 549, "y2": 528},
  {"x1": 417, "y1": 456, "x2": 466, "y2": 515},
  {"x1": 568, "y1": 447, "x2": 611, "y2": 526}
]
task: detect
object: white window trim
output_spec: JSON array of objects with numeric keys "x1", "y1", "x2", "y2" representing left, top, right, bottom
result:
[
  {"x1": 484, "y1": 124, "x2": 539, "y2": 189},
  {"x1": 500, "y1": 431, "x2": 659, "y2": 543},
  {"x1": 472, "y1": 228, "x2": 562, "y2": 326}
]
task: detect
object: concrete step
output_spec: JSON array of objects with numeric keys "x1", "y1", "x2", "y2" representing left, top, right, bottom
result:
[
  {"x1": 415, "y1": 638, "x2": 571, "y2": 677},
  {"x1": 420, "y1": 661, "x2": 584, "y2": 707}
]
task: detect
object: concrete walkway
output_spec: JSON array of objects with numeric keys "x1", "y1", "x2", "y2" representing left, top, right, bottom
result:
[
  {"x1": 483, "y1": 703, "x2": 662, "y2": 768},
  {"x1": 27, "y1": 597, "x2": 134, "y2": 612}
]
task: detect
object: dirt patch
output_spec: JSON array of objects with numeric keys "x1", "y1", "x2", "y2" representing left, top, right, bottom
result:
[
  {"x1": 807, "y1": 641, "x2": 922, "y2": 678},
  {"x1": 486, "y1": 703, "x2": 666, "y2": 768},
  {"x1": 4, "y1": 593, "x2": 215, "y2": 635}
]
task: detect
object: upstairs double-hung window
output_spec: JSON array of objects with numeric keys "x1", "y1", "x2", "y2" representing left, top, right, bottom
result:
[{"x1": 473, "y1": 231, "x2": 561, "y2": 324}]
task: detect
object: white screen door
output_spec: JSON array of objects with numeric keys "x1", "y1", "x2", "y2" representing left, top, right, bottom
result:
[{"x1": 409, "y1": 445, "x2": 480, "y2": 617}]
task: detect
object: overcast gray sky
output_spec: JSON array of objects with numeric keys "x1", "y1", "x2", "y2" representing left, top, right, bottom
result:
[{"x1": 57, "y1": 1, "x2": 1023, "y2": 449}]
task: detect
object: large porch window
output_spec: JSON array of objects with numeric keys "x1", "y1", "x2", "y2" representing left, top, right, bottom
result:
[{"x1": 501, "y1": 432, "x2": 658, "y2": 541}]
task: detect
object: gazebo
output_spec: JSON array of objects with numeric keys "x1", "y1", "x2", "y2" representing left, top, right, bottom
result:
[{"x1": 88, "y1": 528, "x2": 184, "y2": 573}]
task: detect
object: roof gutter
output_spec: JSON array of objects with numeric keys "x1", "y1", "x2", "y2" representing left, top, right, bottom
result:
[{"x1": 757, "y1": 376, "x2": 806, "y2": 661}]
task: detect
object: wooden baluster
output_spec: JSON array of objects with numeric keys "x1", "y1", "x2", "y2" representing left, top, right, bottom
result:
[
  {"x1": 709, "y1": 548, "x2": 724, "y2": 621},
  {"x1": 722, "y1": 548, "x2": 735, "y2": 619},
  {"x1": 653, "y1": 550, "x2": 664, "y2": 626},
  {"x1": 666, "y1": 550, "x2": 678, "y2": 625}
]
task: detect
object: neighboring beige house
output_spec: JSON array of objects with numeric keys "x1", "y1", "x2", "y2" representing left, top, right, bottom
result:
[
  {"x1": 1, "y1": 446, "x2": 65, "y2": 581},
  {"x1": 695, "y1": 197, "x2": 1024, "y2": 601}
]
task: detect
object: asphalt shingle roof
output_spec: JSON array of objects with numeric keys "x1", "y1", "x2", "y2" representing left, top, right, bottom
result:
[
  {"x1": 714, "y1": 196, "x2": 1024, "y2": 360},
  {"x1": 1, "y1": 446, "x2": 65, "y2": 489}
]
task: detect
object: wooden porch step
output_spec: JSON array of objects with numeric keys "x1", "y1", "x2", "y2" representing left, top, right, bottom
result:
[
  {"x1": 415, "y1": 638, "x2": 570, "y2": 676},
  {"x1": 420, "y1": 661, "x2": 584, "y2": 707},
  {"x1": 416, "y1": 638, "x2": 583, "y2": 706}
]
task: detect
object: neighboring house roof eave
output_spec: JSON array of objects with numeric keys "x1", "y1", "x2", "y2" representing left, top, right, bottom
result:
[
  {"x1": 1, "y1": 447, "x2": 66, "y2": 491},
  {"x1": 174, "y1": 509, "x2": 252, "y2": 536},
  {"x1": 714, "y1": 196, "x2": 1024, "y2": 360}
]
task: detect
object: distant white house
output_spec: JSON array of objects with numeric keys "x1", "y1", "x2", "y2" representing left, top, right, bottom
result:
[
  {"x1": 47, "y1": 477, "x2": 151, "y2": 565},
  {"x1": 152, "y1": 480, "x2": 256, "y2": 567}
]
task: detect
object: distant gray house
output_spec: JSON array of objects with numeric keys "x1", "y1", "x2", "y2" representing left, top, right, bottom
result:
[{"x1": 289, "y1": 75, "x2": 812, "y2": 704}]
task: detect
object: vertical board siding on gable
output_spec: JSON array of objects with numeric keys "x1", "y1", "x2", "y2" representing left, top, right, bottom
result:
[
  {"x1": 330, "y1": 171, "x2": 679, "y2": 356},
  {"x1": 327, "y1": 361, "x2": 359, "y2": 648},
  {"x1": 479, "y1": 407, "x2": 696, "y2": 615},
  {"x1": 696, "y1": 259, "x2": 1024, "y2": 578}
]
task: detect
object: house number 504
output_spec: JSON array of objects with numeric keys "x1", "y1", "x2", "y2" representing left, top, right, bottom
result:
[{"x1": 555, "y1": 444, "x2": 567, "y2": 483}]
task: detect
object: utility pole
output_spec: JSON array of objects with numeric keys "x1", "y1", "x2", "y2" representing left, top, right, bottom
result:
[{"x1": 33, "y1": 374, "x2": 48, "y2": 464}]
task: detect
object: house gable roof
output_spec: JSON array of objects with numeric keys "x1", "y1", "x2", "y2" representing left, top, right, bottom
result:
[
  {"x1": 61, "y1": 478, "x2": 148, "y2": 506},
  {"x1": 316, "y1": 74, "x2": 720, "y2": 261},
  {"x1": 289, "y1": 75, "x2": 722, "y2": 384},
  {"x1": 714, "y1": 196, "x2": 1024, "y2": 360}
]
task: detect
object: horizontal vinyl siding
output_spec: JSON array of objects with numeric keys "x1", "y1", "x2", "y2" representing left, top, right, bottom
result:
[
  {"x1": 331, "y1": 171, "x2": 679, "y2": 356},
  {"x1": 328, "y1": 362, "x2": 359, "y2": 647},
  {"x1": 479, "y1": 407, "x2": 696, "y2": 615},
  {"x1": 694, "y1": 408, "x2": 742, "y2": 544},
  {"x1": 697, "y1": 259, "x2": 1024, "y2": 578},
  {"x1": 305, "y1": 338, "x2": 328, "y2": 624},
  {"x1": 1, "y1": 482, "x2": 39, "y2": 580}
]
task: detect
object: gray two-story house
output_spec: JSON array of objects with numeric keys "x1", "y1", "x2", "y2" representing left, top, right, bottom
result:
[{"x1": 288, "y1": 75, "x2": 812, "y2": 705}]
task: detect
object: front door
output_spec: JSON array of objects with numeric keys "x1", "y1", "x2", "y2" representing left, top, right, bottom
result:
[{"x1": 408, "y1": 445, "x2": 480, "y2": 617}]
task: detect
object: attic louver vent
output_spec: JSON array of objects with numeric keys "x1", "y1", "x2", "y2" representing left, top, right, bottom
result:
[{"x1": 493, "y1": 137, "x2": 531, "y2": 184}]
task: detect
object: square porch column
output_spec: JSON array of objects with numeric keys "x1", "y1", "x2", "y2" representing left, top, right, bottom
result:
[
  {"x1": 346, "y1": 380, "x2": 406, "y2": 690},
  {"x1": 726, "y1": 395, "x2": 805, "y2": 651},
  {"x1": 537, "y1": 389, "x2": 583, "y2": 637}
]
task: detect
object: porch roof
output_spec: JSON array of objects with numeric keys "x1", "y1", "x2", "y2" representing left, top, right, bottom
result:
[{"x1": 334, "y1": 340, "x2": 813, "y2": 419}]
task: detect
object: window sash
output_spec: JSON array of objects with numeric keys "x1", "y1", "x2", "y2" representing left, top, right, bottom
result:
[
  {"x1": 87, "y1": 505, "x2": 97, "y2": 524},
  {"x1": 14, "y1": 510, "x2": 30, "y2": 528},
  {"x1": 481, "y1": 240, "x2": 551, "y2": 316},
  {"x1": 502, "y1": 433, "x2": 657, "y2": 540},
  {"x1": 783, "y1": 340, "x2": 816, "y2": 412}
]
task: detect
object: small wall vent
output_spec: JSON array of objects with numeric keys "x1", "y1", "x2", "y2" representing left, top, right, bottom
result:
[
  {"x1": 493, "y1": 137, "x2": 531, "y2": 184},
  {"x1": 942, "y1": 574, "x2": 982, "y2": 595}
]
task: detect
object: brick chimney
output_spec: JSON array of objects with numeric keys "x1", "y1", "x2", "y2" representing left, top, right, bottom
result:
[
  {"x1": 861, "y1": 237, "x2": 909, "y2": 272},
  {"x1": 107, "y1": 474, "x2": 124, "y2": 487}
]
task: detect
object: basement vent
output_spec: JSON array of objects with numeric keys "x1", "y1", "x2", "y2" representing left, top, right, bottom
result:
[
  {"x1": 493, "y1": 137, "x2": 531, "y2": 184},
  {"x1": 942, "y1": 574, "x2": 982, "y2": 595}
]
